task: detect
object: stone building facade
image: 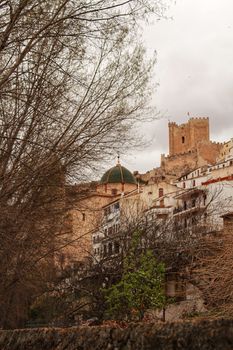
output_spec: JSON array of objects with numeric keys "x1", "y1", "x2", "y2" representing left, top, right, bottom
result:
[
  {"x1": 63, "y1": 162, "x2": 138, "y2": 266},
  {"x1": 217, "y1": 138, "x2": 233, "y2": 162}
]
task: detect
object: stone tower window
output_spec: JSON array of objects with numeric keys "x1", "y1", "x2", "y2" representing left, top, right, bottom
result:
[{"x1": 182, "y1": 136, "x2": 185, "y2": 144}]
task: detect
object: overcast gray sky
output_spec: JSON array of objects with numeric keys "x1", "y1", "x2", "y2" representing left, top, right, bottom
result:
[{"x1": 122, "y1": 0, "x2": 233, "y2": 174}]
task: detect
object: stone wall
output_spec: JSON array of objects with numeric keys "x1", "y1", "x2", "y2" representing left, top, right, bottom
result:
[
  {"x1": 1, "y1": 319, "x2": 233, "y2": 349},
  {"x1": 64, "y1": 190, "x2": 116, "y2": 264},
  {"x1": 161, "y1": 150, "x2": 198, "y2": 176},
  {"x1": 197, "y1": 141, "x2": 223, "y2": 166},
  {"x1": 160, "y1": 141, "x2": 223, "y2": 177}
]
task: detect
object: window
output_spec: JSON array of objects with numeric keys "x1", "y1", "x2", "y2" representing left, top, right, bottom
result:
[
  {"x1": 114, "y1": 202, "x2": 120, "y2": 210},
  {"x1": 184, "y1": 201, "x2": 187, "y2": 210},
  {"x1": 93, "y1": 235, "x2": 99, "y2": 243},
  {"x1": 182, "y1": 136, "x2": 185, "y2": 144},
  {"x1": 203, "y1": 194, "x2": 207, "y2": 206},
  {"x1": 183, "y1": 182, "x2": 186, "y2": 189},
  {"x1": 193, "y1": 180, "x2": 196, "y2": 187},
  {"x1": 111, "y1": 188, "x2": 117, "y2": 195},
  {"x1": 108, "y1": 243, "x2": 113, "y2": 255},
  {"x1": 192, "y1": 199, "x2": 196, "y2": 208},
  {"x1": 82, "y1": 213, "x2": 86, "y2": 221},
  {"x1": 114, "y1": 241, "x2": 120, "y2": 254},
  {"x1": 103, "y1": 245, "x2": 107, "y2": 256},
  {"x1": 159, "y1": 188, "x2": 164, "y2": 198}
]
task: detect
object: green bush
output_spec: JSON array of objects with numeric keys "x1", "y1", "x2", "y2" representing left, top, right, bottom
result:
[{"x1": 103, "y1": 249, "x2": 166, "y2": 320}]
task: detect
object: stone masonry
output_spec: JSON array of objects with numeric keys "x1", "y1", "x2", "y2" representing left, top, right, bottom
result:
[{"x1": 1, "y1": 318, "x2": 233, "y2": 350}]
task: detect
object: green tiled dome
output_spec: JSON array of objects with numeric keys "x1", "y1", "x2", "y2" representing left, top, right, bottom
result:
[{"x1": 100, "y1": 164, "x2": 137, "y2": 184}]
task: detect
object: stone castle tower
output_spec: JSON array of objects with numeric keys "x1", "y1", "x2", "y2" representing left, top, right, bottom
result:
[
  {"x1": 134, "y1": 117, "x2": 223, "y2": 183},
  {"x1": 168, "y1": 117, "x2": 210, "y2": 156},
  {"x1": 159, "y1": 117, "x2": 223, "y2": 177}
]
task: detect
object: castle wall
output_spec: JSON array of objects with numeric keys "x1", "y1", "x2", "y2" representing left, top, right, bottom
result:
[
  {"x1": 161, "y1": 140, "x2": 223, "y2": 178},
  {"x1": 161, "y1": 150, "x2": 198, "y2": 176},
  {"x1": 197, "y1": 141, "x2": 223, "y2": 166}
]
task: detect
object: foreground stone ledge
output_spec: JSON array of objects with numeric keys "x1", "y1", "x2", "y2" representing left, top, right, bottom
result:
[{"x1": 1, "y1": 318, "x2": 233, "y2": 350}]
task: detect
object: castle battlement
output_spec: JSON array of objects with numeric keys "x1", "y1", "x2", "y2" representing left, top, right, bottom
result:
[
  {"x1": 210, "y1": 141, "x2": 224, "y2": 146},
  {"x1": 163, "y1": 149, "x2": 197, "y2": 162},
  {"x1": 169, "y1": 117, "x2": 209, "y2": 129},
  {"x1": 189, "y1": 117, "x2": 209, "y2": 121}
]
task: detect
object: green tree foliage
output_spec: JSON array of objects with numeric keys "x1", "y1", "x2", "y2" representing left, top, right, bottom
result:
[{"x1": 104, "y1": 248, "x2": 165, "y2": 320}]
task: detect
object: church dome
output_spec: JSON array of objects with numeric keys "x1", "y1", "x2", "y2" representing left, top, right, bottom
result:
[{"x1": 100, "y1": 163, "x2": 137, "y2": 185}]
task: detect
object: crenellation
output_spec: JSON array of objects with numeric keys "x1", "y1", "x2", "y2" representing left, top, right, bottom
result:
[
  {"x1": 210, "y1": 141, "x2": 224, "y2": 146},
  {"x1": 163, "y1": 149, "x2": 196, "y2": 161},
  {"x1": 189, "y1": 116, "x2": 209, "y2": 121}
]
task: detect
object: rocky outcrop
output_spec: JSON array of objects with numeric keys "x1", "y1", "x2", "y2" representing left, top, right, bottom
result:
[{"x1": 1, "y1": 318, "x2": 233, "y2": 350}]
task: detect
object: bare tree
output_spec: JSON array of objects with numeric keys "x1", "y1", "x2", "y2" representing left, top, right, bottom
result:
[{"x1": 0, "y1": 0, "x2": 168, "y2": 328}]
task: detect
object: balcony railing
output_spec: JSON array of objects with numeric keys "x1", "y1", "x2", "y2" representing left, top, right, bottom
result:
[{"x1": 173, "y1": 205, "x2": 206, "y2": 216}]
